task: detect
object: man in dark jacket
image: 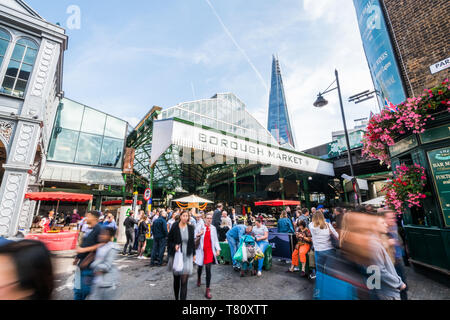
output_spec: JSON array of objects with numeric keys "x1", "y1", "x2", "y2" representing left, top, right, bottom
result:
[
  {"x1": 151, "y1": 211, "x2": 168, "y2": 266},
  {"x1": 123, "y1": 212, "x2": 138, "y2": 255},
  {"x1": 212, "y1": 203, "x2": 223, "y2": 230}
]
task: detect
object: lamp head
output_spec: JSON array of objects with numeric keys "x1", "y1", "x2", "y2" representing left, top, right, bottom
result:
[{"x1": 313, "y1": 93, "x2": 328, "y2": 108}]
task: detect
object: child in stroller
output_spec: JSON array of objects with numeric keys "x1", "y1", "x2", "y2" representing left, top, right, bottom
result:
[{"x1": 239, "y1": 234, "x2": 258, "y2": 277}]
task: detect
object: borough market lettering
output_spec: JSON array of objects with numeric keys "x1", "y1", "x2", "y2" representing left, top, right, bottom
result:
[{"x1": 199, "y1": 133, "x2": 304, "y2": 165}]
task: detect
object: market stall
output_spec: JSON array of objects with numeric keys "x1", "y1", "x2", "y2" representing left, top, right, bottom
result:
[{"x1": 24, "y1": 192, "x2": 93, "y2": 251}]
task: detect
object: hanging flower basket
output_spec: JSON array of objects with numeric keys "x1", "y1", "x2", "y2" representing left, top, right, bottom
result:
[
  {"x1": 362, "y1": 79, "x2": 450, "y2": 167},
  {"x1": 384, "y1": 164, "x2": 428, "y2": 214}
]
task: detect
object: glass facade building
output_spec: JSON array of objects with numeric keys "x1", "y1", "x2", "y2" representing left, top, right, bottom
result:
[
  {"x1": 48, "y1": 98, "x2": 128, "y2": 169},
  {"x1": 267, "y1": 56, "x2": 296, "y2": 149}
]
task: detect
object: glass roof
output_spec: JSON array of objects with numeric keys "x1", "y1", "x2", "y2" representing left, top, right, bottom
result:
[{"x1": 159, "y1": 93, "x2": 279, "y2": 146}]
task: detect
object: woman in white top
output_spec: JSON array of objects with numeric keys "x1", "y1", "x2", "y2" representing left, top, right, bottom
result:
[{"x1": 308, "y1": 211, "x2": 339, "y2": 273}]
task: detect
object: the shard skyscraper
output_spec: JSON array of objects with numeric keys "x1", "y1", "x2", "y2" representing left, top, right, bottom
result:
[{"x1": 267, "y1": 55, "x2": 296, "y2": 149}]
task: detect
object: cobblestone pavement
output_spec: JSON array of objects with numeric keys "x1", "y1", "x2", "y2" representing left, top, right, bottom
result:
[{"x1": 51, "y1": 250, "x2": 449, "y2": 300}]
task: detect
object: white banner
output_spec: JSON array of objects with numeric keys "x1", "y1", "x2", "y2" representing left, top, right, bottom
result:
[{"x1": 151, "y1": 119, "x2": 335, "y2": 176}]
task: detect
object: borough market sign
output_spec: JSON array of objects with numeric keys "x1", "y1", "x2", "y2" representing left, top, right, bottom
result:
[{"x1": 151, "y1": 119, "x2": 335, "y2": 176}]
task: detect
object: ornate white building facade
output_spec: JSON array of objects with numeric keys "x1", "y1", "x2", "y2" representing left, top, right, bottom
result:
[{"x1": 0, "y1": 0, "x2": 67, "y2": 236}]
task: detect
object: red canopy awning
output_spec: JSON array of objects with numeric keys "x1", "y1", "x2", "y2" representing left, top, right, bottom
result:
[
  {"x1": 254, "y1": 200, "x2": 300, "y2": 207},
  {"x1": 102, "y1": 200, "x2": 143, "y2": 206},
  {"x1": 25, "y1": 192, "x2": 93, "y2": 203}
]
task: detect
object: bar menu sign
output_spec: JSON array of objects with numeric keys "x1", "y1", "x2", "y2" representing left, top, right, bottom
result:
[{"x1": 427, "y1": 147, "x2": 450, "y2": 227}]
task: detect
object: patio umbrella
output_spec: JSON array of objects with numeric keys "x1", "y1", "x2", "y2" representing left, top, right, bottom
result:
[{"x1": 172, "y1": 194, "x2": 213, "y2": 210}]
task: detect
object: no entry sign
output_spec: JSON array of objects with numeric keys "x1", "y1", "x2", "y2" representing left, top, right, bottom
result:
[{"x1": 144, "y1": 188, "x2": 152, "y2": 201}]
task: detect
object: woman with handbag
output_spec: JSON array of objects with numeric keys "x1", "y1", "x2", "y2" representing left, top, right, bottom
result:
[
  {"x1": 195, "y1": 212, "x2": 221, "y2": 299},
  {"x1": 309, "y1": 211, "x2": 339, "y2": 299},
  {"x1": 167, "y1": 210, "x2": 195, "y2": 300}
]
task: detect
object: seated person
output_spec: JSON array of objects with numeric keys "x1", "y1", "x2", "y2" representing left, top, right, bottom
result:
[
  {"x1": 277, "y1": 211, "x2": 295, "y2": 234},
  {"x1": 288, "y1": 220, "x2": 312, "y2": 276}
]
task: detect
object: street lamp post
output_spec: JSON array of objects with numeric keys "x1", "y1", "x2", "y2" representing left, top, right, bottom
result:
[{"x1": 314, "y1": 69, "x2": 361, "y2": 206}]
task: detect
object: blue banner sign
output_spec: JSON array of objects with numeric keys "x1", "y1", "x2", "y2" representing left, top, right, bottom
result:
[{"x1": 353, "y1": 0, "x2": 407, "y2": 107}]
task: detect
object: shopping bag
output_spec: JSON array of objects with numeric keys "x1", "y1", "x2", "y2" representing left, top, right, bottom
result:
[
  {"x1": 242, "y1": 243, "x2": 248, "y2": 262},
  {"x1": 233, "y1": 244, "x2": 244, "y2": 262},
  {"x1": 254, "y1": 246, "x2": 265, "y2": 260},
  {"x1": 173, "y1": 250, "x2": 184, "y2": 272}
]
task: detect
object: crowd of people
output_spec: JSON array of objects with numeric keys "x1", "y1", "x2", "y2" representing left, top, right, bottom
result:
[{"x1": 0, "y1": 201, "x2": 410, "y2": 301}]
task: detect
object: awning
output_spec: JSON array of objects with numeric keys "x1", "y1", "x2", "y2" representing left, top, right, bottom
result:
[
  {"x1": 41, "y1": 162, "x2": 125, "y2": 186},
  {"x1": 361, "y1": 196, "x2": 386, "y2": 206},
  {"x1": 255, "y1": 200, "x2": 300, "y2": 207},
  {"x1": 25, "y1": 192, "x2": 93, "y2": 202},
  {"x1": 102, "y1": 200, "x2": 143, "y2": 206}
]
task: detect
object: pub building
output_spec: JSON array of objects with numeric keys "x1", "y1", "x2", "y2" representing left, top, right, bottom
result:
[{"x1": 353, "y1": 0, "x2": 450, "y2": 273}]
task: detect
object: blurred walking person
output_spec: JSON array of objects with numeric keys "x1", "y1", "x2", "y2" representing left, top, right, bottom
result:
[
  {"x1": 89, "y1": 227, "x2": 120, "y2": 300},
  {"x1": 0, "y1": 240, "x2": 53, "y2": 300},
  {"x1": 383, "y1": 208, "x2": 408, "y2": 300},
  {"x1": 167, "y1": 210, "x2": 195, "y2": 300},
  {"x1": 370, "y1": 211, "x2": 406, "y2": 300},
  {"x1": 195, "y1": 213, "x2": 221, "y2": 299},
  {"x1": 73, "y1": 211, "x2": 103, "y2": 300}
]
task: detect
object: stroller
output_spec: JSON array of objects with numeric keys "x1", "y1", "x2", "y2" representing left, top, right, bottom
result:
[{"x1": 236, "y1": 234, "x2": 264, "y2": 277}]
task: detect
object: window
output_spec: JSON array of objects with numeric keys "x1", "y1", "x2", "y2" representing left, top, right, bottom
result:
[
  {"x1": 99, "y1": 137, "x2": 124, "y2": 168},
  {"x1": 57, "y1": 100, "x2": 84, "y2": 131},
  {"x1": 75, "y1": 133, "x2": 103, "y2": 165},
  {"x1": 80, "y1": 107, "x2": 106, "y2": 135},
  {"x1": 0, "y1": 29, "x2": 11, "y2": 70},
  {"x1": 47, "y1": 128, "x2": 79, "y2": 163},
  {"x1": 104, "y1": 116, "x2": 127, "y2": 139},
  {"x1": 1, "y1": 38, "x2": 38, "y2": 98}
]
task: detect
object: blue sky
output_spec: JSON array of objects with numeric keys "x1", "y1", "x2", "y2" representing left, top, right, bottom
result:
[{"x1": 26, "y1": 0, "x2": 379, "y2": 150}]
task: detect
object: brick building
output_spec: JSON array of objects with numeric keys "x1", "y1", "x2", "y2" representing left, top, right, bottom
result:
[{"x1": 381, "y1": 0, "x2": 449, "y2": 96}]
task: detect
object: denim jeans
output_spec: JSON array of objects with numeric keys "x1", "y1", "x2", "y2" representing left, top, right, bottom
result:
[
  {"x1": 151, "y1": 237, "x2": 167, "y2": 265},
  {"x1": 256, "y1": 240, "x2": 270, "y2": 272},
  {"x1": 226, "y1": 234, "x2": 239, "y2": 267},
  {"x1": 313, "y1": 249, "x2": 335, "y2": 299},
  {"x1": 74, "y1": 269, "x2": 94, "y2": 300}
]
